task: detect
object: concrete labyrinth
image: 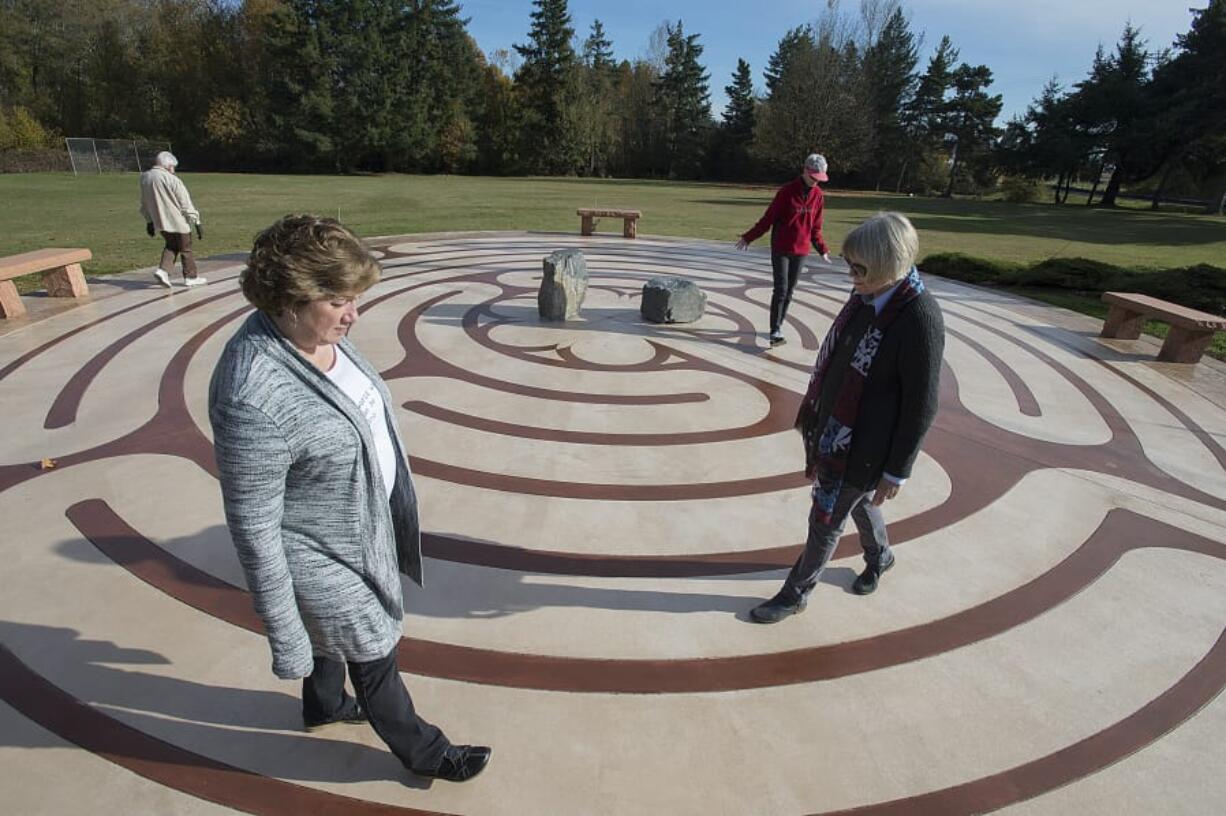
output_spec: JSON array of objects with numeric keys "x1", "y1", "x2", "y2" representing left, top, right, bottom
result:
[{"x1": 1, "y1": 233, "x2": 1224, "y2": 815}]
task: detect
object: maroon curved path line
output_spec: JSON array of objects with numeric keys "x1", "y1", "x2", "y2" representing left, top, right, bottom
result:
[
  {"x1": 67, "y1": 499, "x2": 1225, "y2": 695},
  {"x1": 812, "y1": 629, "x2": 1226, "y2": 815},
  {"x1": 44, "y1": 288, "x2": 244, "y2": 429},
  {"x1": 0, "y1": 645, "x2": 452, "y2": 816},
  {"x1": 412, "y1": 458, "x2": 810, "y2": 500},
  {"x1": 0, "y1": 304, "x2": 247, "y2": 494},
  {"x1": 49, "y1": 498, "x2": 1226, "y2": 814},
  {"x1": 403, "y1": 399, "x2": 793, "y2": 447},
  {"x1": 0, "y1": 293, "x2": 173, "y2": 383},
  {"x1": 379, "y1": 288, "x2": 706, "y2": 406},
  {"x1": 947, "y1": 327, "x2": 1042, "y2": 417}
]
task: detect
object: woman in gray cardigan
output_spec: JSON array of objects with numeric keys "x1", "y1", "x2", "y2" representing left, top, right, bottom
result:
[{"x1": 208, "y1": 214, "x2": 490, "y2": 782}]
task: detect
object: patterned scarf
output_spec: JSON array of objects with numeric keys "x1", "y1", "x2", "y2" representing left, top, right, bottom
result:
[{"x1": 795, "y1": 266, "x2": 925, "y2": 523}]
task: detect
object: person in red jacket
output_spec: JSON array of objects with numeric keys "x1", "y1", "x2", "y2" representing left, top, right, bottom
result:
[{"x1": 736, "y1": 153, "x2": 831, "y2": 346}]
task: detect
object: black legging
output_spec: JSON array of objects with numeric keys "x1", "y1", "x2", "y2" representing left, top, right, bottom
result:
[{"x1": 769, "y1": 253, "x2": 806, "y2": 334}]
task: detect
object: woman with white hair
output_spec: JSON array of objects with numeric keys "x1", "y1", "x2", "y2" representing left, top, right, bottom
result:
[
  {"x1": 752, "y1": 211, "x2": 944, "y2": 623},
  {"x1": 139, "y1": 150, "x2": 206, "y2": 288}
]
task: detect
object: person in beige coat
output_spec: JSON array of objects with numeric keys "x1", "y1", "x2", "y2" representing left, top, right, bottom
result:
[{"x1": 139, "y1": 151, "x2": 206, "y2": 288}]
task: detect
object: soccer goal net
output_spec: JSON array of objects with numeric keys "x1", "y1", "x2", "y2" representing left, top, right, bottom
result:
[{"x1": 65, "y1": 138, "x2": 172, "y2": 174}]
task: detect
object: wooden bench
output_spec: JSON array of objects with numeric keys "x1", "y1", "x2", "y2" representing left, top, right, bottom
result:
[
  {"x1": 577, "y1": 207, "x2": 641, "y2": 239},
  {"x1": 0, "y1": 248, "x2": 93, "y2": 319},
  {"x1": 1100, "y1": 291, "x2": 1226, "y2": 364}
]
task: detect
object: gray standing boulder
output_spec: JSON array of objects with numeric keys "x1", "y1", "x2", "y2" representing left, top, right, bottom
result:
[
  {"x1": 538, "y1": 249, "x2": 588, "y2": 321},
  {"x1": 641, "y1": 276, "x2": 706, "y2": 323}
]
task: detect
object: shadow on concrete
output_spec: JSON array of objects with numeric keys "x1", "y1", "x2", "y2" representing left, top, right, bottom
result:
[{"x1": 0, "y1": 619, "x2": 427, "y2": 787}]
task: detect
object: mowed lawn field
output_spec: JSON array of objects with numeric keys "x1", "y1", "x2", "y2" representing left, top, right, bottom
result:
[{"x1": 3, "y1": 172, "x2": 1225, "y2": 280}]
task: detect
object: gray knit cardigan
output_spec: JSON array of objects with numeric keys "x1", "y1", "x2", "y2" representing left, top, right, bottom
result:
[{"x1": 209, "y1": 311, "x2": 423, "y2": 679}]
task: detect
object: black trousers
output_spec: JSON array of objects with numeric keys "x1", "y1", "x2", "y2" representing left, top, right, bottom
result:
[
  {"x1": 780, "y1": 485, "x2": 892, "y2": 601},
  {"x1": 303, "y1": 649, "x2": 449, "y2": 772},
  {"x1": 769, "y1": 253, "x2": 806, "y2": 334}
]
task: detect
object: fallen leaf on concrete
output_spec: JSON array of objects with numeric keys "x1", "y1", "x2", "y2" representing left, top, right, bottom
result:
[{"x1": 39, "y1": 458, "x2": 57, "y2": 470}]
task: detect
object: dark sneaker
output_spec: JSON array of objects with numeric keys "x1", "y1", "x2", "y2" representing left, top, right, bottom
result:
[
  {"x1": 852, "y1": 553, "x2": 895, "y2": 595},
  {"x1": 750, "y1": 592, "x2": 808, "y2": 623},
  {"x1": 303, "y1": 697, "x2": 366, "y2": 731},
  {"x1": 415, "y1": 745, "x2": 492, "y2": 782}
]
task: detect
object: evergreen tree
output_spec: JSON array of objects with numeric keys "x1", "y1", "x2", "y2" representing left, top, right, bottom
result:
[
  {"x1": 574, "y1": 19, "x2": 617, "y2": 175},
  {"x1": 581, "y1": 19, "x2": 614, "y2": 72},
  {"x1": 862, "y1": 7, "x2": 917, "y2": 189},
  {"x1": 941, "y1": 63, "x2": 1002, "y2": 196},
  {"x1": 723, "y1": 58, "x2": 756, "y2": 140},
  {"x1": 706, "y1": 57, "x2": 755, "y2": 180},
  {"x1": 896, "y1": 35, "x2": 957, "y2": 191},
  {"x1": 514, "y1": 0, "x2": 581, "y2": 173},
  {"x1": 764, "y1": 26, "x2": 811, "y2": 98},
  {"x1": 1150, "y1": 0, "x2": 1226, "y2": 212},
  {"x1": 1071, "y1": 25, "x2": 1153, "y2": 206},
  {"x1": 653, "y1": 21, "x2": 711, "y2": 179},
  {"x1": 399, "y1": 0, "x2": 483, "y2": 171}
]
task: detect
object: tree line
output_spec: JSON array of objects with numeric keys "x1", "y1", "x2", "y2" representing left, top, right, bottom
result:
[
  {"x1": 997, "y1": 2, "x2": 1226, "y2": 212},
  {"x1": 0, "y1": 0, "x2": 1222, "y2": 209}
]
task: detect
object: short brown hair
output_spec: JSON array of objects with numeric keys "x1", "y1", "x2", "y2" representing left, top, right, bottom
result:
[
  {"x1": 241, "y1": 214, "x2": 380, "y2": 314},
  {"x1": 841, "y1": 211, "x2": 919, "y2": 289}
]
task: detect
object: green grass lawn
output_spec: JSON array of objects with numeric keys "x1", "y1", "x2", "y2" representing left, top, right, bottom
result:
[
  {"x1": 2, "y1": 172, "x2": 1225, "y2": 356},
  {"x1": 3, "y1": 172, "x2": 1224, "y2": 278}
]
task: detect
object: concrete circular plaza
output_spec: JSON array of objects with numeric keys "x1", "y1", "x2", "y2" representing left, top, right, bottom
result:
[{"x1": 1, "y1": 232, "x2": 1224, "y2": 815}]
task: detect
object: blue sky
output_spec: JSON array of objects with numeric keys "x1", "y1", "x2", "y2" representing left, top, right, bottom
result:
[{"x1": 459, "y1": 0, "x2": 1201, "y2": 123}]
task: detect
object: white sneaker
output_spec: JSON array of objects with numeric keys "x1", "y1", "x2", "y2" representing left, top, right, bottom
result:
[
  {"x1": 183, "y1": 276, "x2": 208, "y2": 287},
  {"x1": 769, "y1": 332, "x2": 786, "y2": 347},
  {"x1": 152, "y1": 268, "x2": 173, "y2": 288}
]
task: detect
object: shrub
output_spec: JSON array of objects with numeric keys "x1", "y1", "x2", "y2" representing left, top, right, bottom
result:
[
  {"x1": 999, "y1": 176, "x2": 1042, "y2": 204},
  {"x1": 919, "y1": 252, "x2": 1021, "y2": 285},
  {"x1": 1013, "y1": 257, "x2": 1122, "y2": 290},
  {"x1": 921, "y1": 251, "x2": 1226, "y2": 318},
  {"x1": 1134, "y1": 264, "x2": 1226, "y2": 316}
]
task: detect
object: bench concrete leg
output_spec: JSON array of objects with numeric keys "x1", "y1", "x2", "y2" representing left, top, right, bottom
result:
[
  {"x1": 581, "y1": 215, "x2": 595, "y2": 236},
  {"x1": 623, "y1": 218, "x2": 637, "y2": 239},
  {"x1": 42, "y1": 263, "x2": 90, "y2": 298},
  {"x1": 0, "y1": 280, "x2": 26, "y2": 318},
  {"x1": 1158, "y1": 327, "x2": 1214, "y2": 364},
  {"x1": 1101, "y1": 305, "x2": 1144, "y2": 339}
]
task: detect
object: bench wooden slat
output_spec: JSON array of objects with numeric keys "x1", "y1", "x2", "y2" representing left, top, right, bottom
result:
[
  {"x1": 1102, "y1": 291, "x2": 1226, "y2": 330},
  {"x1": 0, "y1": 248, "x2": 93, "y2": 281},
  {"x1": 577, "y1": 207, "x2": 640, "y2": 239},
  {"x1": 576, "y1": 208, "x2": 641, "y2": 218},
  {"x1": 0, "y1": 247, "x2": 93, "y2": 318},
  {"x1": 1100, "y1": 291, "x2": 1226, "y2": 364}
]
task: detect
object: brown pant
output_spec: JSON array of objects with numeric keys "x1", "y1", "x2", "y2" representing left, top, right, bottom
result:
[{"x1": 159, "y1": 231, "x2": 199, "y2": 280}]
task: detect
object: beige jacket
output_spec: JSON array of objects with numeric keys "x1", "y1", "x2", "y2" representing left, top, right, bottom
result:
[{"x1": 139, "y1": 166, "x2": 200, "y2": 233}]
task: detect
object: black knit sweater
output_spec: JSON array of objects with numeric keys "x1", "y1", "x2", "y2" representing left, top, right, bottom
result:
[{"x1": 811, "y1": 289, "x2": 945, "y2": 489}]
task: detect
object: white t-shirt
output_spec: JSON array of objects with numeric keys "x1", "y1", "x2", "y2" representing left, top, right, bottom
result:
[{"x1": 325, "y1": 347, "x2": 398, "y2": 499}]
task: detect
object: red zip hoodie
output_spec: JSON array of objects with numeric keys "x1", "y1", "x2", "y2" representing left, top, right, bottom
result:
[{"x1": 741, "y1": 177, "x2": 827, "y2": 256}]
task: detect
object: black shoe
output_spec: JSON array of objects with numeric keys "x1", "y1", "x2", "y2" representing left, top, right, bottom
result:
[
  {"x1": 415, "y1": 745, "x2": 492, "y2": 783},
  {"x1": 750, "y1": 592, "x2": 807, "y2": 623},
  {"x1": 303, "y1": 697, "x2": 366, "y2": 731},
  {"x1": 852, "y1": 553, "x2": 895, "y2": 595}
]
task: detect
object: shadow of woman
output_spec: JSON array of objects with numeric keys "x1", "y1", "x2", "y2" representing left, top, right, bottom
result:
[{"x1": 0, "y1": 620, "x2": 425, "y2": 787}]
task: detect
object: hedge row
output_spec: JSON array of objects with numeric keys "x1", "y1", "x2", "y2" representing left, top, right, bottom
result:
[{"x1": 920, "y1": 253, "x2": 1226, "y2": 316}]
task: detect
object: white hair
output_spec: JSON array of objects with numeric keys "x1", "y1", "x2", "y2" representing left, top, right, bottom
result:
[
  {"x1": 841, "y1": 211, "x2": 919, "y2": 287},
  {"x1": 154, "y1": 151, "x2": 179, "y2": 169}
]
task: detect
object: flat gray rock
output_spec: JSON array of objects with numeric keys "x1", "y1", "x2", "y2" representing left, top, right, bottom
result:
[{"x1": 641, "y1": 276, "x2": 706, "y2": 323}]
